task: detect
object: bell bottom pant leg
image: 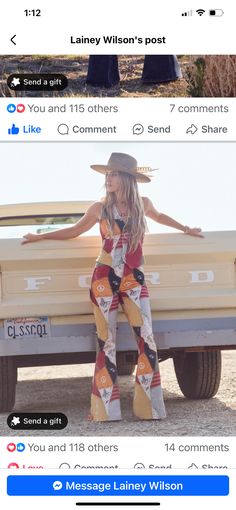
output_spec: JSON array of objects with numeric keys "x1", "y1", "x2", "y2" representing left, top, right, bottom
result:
[
  {"x1": 86, "y1": 55, "x2": 120, "y2": 87},
  {"x1": 141, "y1": 55, "x2": 181, "y2": 83},
  {"x1": 121, "y1": 285, "x2": 166, "y2": 420},
  {"x1": 90, "y1": 292, "x2": 122, "y2": 421}
]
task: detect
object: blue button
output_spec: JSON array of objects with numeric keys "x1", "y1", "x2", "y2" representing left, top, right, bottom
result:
[
  {"x1": 7, "y1": 475, "x2": 229, "y2": 496},
  {"x1": 7, "y1": 104, "x2": 16, "y2": 113}
]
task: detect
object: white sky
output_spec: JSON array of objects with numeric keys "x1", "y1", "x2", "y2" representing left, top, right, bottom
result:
[{"x1": 1, "y1": 141, "x2": 235, "y2": 234}]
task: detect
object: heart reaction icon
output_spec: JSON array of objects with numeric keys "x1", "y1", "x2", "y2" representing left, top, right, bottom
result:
[
  {"x1": 17, "y1": 104, "x2": 25, "y2": 113},
  {"x1": 8, "y1": 462, "x2": 19, "y2": 468},
  {"x1": 7, "y1": 443, "x2": 16, "y2": 452}
]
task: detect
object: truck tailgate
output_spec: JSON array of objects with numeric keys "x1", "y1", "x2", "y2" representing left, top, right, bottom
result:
[{"x1": 0, "y1": 231, "x2": 236, "y2": 318}]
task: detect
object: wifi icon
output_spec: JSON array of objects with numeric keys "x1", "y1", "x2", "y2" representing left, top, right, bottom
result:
[{"x1": 196, "y1": 9, "x2": 205, "y2": 16}]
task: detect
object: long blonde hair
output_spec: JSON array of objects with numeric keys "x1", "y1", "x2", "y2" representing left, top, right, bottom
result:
[{"x1": 102, "y1": 171, "x2": 147, "y2": 252}]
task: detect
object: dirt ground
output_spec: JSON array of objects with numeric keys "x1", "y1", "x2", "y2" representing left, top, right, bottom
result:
[
  {"x1": 0, "y1": 351, "x2": 235, "y2": 436},
  {"x1": 0, "y1": 55, "x2": 191, "y2": 98}
]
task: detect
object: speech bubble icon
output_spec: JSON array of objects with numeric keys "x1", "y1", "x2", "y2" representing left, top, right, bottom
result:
[
  {"x1": 57, "y1": 123, "x2": 69, "y2": 135},
  {"x1": 59, "y1": 462, "x2": 70, "y2": 469},
  {"x1": 132, "y1": 123, "x2": 144, "y2": 135},
  {"x1": 134, "y1": 462, "x2": 145, "y2": 468},
  {"x1": 53, "y1": 480, "x2": 63, "y2": 490}
]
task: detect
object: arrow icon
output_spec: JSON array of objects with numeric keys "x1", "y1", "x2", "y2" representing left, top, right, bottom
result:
[
  {"x1": 10, "y1": 35, "x2": 16, "y2": 46},
  {"x1": 188, "y1": 462, "x2": 199, "y2": 469},
  {"x1": 186, "y1": 124, "x2": 198, "y2": 135}
]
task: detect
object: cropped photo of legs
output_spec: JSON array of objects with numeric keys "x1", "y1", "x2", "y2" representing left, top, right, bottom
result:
[
  {"x1": 1, "y1": 55, "x2": 236, "y2": 97},
  {"x1": 86, "y1": 55, "x2": 181, "y2": 87}
]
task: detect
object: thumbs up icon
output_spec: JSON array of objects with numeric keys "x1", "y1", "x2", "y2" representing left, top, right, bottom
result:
[{"x1": 8, "y1": 124, "x2": 19, "y2": 135}]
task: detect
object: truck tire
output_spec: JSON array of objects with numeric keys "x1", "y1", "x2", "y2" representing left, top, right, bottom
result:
[
  {"x1": 0, "y1": 357, "x2": 17, "y2": 412},
  {"x1": 116, "y1": 352, "x2": 136, "y2": 376},
  {"x1": 173, "y1": 350, "x2": 221, "y2": 399}
]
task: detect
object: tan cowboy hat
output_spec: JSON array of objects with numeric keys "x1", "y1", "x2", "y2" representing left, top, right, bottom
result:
[{"x1": 90, "y1": 152, "x2": 156, "y2": 183}]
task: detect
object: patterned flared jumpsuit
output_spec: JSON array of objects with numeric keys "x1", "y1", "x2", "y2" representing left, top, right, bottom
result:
[{"x1": 89, "y1": 205, "x2": 166, "y2": 421}]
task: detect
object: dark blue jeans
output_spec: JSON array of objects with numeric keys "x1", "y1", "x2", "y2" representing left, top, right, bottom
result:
[
  {"x1": 86, "y1": 55, "x2": 120, "y2": 87},
  {"x1": 86, "y1": 55, "x2": 181, "y2": 87},
  {"x1": 142, "y1": 55, "x2": 181, "y2": 83}
]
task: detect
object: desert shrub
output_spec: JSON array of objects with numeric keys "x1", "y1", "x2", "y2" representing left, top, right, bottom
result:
[
  {"x1": 185, "y1": 57, "x2": 206, "y2": 96},
  {"x1": 186, "y1": 55, "x2": 236, "y2": 97}
]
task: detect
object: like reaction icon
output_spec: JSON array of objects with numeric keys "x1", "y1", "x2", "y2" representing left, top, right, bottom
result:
[
  {"x1": 17, "y1": 442, "x2": 25, "y2": 452},
  {"x1": 8, "y1": 124, "x2": 19, "y2": 135},
  {"x1": 7, "y1": 104, "x2": 16, "y2": 113}
]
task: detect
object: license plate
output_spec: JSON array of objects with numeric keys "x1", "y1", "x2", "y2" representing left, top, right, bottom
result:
[{"x1": 4, "y1": 317, "x2": 51, "y2": 339}]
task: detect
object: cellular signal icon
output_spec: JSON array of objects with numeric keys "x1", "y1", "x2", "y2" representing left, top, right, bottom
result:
[
  {"x1": 181, "y1": 10, "x2": 193, "y2": 16},
  {"x1": 196, "y1": 9, "x2": 206, "y2": 16}
]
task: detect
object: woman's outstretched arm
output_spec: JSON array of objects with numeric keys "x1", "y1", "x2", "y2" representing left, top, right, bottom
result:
[
  {"x1": 21, "y1": 201, "x2": 102, "y2": 244},
  {"x1": 143, "y1": 197, "x2": 204, "y2": 238}
]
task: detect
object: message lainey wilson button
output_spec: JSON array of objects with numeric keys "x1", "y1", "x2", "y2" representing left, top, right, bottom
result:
[{"x1": 7, "y1": 412, "x2": 68, "y2": 430}]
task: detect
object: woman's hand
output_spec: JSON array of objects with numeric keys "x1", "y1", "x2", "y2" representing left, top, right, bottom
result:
[
  {"x1": 21, "y1": 202, "x2": 102, "y2": 245},
  {"x1": 21, "y1": 233, "x2": 42, "y2": 245},
  {"x1": 143, "y1": 199, "x2": 205, "y2": 238},
  {"x1": 184, "y1": 226, "x2": 204, "y2": 238}
]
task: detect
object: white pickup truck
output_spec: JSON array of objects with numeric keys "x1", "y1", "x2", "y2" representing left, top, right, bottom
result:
[{"x1": 0, "y1": 201, "x2": 236, "y2": 412}]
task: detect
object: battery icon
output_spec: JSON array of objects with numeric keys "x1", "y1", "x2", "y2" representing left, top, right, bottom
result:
[{"x1": 209, "y1": 9, "x2": 224, "y2": 16}]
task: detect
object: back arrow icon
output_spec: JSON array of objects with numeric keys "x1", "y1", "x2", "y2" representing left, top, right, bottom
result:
[{"x1": 10, "y1": 35, "x2": 16, "y2": 46}]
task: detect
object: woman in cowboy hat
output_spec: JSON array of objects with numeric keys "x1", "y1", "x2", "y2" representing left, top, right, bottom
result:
[
  {"x1": 86, "y1": 55, "x2": 181, "y2": 87},
  {"x1": 22, "y1": 152, "x2": 203, "y2": 422}
]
